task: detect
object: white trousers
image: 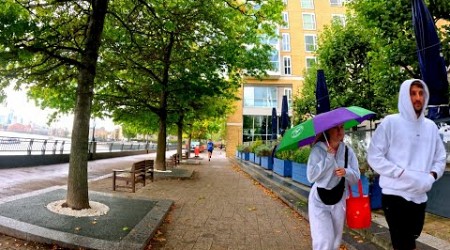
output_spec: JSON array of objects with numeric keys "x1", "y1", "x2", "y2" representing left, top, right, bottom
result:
[{"x1": 308, "y1": 184, "x2": 346, "y2": 250}]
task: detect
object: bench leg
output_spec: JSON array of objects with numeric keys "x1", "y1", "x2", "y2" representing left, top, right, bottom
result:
[{"x1": 113, "y1": 172, "x2": 116, "y2": 191}]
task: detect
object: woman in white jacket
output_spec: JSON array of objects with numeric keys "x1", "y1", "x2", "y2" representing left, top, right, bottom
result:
[
  {"x1": 307, "y1": 124, "x2": 360, "y2": 250},
  {"x1": 367, "y1": 79, "x2": 446, "y2": 250}
]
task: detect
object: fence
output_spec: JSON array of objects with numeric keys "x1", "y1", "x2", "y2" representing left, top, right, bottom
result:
[{"x1": 0, "y1": 136, "x2": 160, "y2": 155}]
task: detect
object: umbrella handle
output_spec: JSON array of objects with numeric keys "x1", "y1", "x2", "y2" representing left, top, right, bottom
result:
[{"x1": 323, "y1": 132, "x2": 330, "y2": 147}]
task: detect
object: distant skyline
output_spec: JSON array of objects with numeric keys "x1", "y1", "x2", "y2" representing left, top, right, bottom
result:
[{"x1": 4, "y1": 86, "x2": 117, "y2": 131}]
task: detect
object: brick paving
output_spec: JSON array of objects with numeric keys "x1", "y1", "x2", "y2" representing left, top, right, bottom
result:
[
  {"x1": 0, "y1": 150, "x2": 448, "y2": 249},
  {"x1": 0, "y1": 151, "x2": 313, "y2": 249},
  {"x1": 90, "y1": 152, "x2": 313, "y2": 250}
]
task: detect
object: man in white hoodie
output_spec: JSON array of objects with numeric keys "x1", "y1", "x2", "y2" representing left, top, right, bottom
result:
[{"x1": 367, "y1": 79, "x2": 446, "y2": 250}]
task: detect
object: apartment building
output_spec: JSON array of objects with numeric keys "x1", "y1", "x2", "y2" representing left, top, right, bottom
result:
[{"x1": 225, "y1": 0, "x2": 347, "y2": 156}]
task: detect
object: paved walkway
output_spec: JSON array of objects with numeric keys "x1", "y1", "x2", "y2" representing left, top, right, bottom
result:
[
  {"x1": 0, "y1": 150, "x2": 448, "y2": 249},
  {"x1": 91, "y1": 151, "x2": 314, "y2": 249},
  {"x1": 0, "y1": 150, "x2": 313, "y2": 249}
]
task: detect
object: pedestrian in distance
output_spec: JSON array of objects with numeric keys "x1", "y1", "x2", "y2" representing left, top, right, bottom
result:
[
  {"x1": 207, "y1": 139, "x2": 214, "y2": 161},
  {"x1": 367, "y1": 79, "x2": 446, "y2": 250},
  {"x1": 307, "y1": 124, "x2": 361, "y2": 250}
]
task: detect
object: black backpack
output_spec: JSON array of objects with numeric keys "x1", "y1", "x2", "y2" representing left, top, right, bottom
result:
[{"x1": 316, "y1": 146, "x2": 348, "y2": 205}]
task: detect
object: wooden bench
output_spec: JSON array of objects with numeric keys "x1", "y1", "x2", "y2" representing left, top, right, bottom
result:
[
  {"x1": 113, "y1": 159, "x2": 154, "y2": 193},
  {"x1": 166, "y1": 154, "x2": 178, "y2": 168}
]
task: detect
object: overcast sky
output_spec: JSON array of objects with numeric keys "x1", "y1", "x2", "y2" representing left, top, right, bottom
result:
[{"x1": 5, "y1": 86, "x2": 116, "y2": 130}]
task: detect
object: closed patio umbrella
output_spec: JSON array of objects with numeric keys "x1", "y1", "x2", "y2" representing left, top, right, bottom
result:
[
  {"x1": 315, "y1": 69, "x2": 331, "y2": 115},
  {"x1": 271, "y1": 107, "x2": 277, "y2": 140},
  {"x1": 412, "y1": 0, "x2": 449, "y2": 120},
  {"x1": 280, "y1": 95, "x2": 290, "y2": 136}
]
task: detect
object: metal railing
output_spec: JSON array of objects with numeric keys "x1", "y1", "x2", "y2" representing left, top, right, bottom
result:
[{"x1": 0, "y1": 136, "x2": 165, "y2": 155}]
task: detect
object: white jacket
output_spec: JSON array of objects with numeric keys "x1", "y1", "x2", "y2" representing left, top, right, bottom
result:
[
  {"x1": 307, "y1": 141, "x2": 360, "y2": 188},
  {"x1": 367, "y1": 79, "x2": 446, "y2": 203}
]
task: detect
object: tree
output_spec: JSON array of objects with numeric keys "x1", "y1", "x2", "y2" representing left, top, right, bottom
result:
[
  {"x1": 349, "y1": 0, "x2": 450, "y2": 112},
  {"x1": 96, "y1": 0, "x2": 283, "y2": 170},
  {"x1": 0, "y1": 0, "x2": 108, "y2": 209},
  {"x1": 296, "y1": 0, "x2": 450, "y2": 119},
  {"x1": 295, "y1": 19, "x2": 386, "y2": 119}
]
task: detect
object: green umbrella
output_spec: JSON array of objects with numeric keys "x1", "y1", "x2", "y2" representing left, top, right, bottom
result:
[{"x1": 277, "y1": 106, "x2": 376, "y2": 152}]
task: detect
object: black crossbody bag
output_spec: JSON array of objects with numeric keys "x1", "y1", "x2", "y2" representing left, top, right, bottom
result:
[{"x1": 317, "y1": 146, "x2": 348, "y2": 205}]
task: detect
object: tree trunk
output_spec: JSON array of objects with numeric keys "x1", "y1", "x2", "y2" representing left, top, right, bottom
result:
[
  {"x1": 155, "y1": 116, "x2": 167, "y2": 170},
  {"x1": 176, "y1": 115, "x2": 184, "y2": 159},
  {"x1": 64, "y1": 0, "x2": 108, "y2": 210},
  {"x1": 187, "y1": 133, "x2": 192, "y2": 158}
]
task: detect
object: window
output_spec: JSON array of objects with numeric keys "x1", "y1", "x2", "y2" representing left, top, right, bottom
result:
[
  {"x1": 243, "y1": 86, "x2": 278, "y2": 108},
  {"x1": 261, "y1": 29, "x2": 280, "y2": 74},
  {"x1": 332, "y1": 14, "x2": 346, "y2": 26},
  {"x1": 302, "y1": 13, "x2": 316, "y2": 30},
  {"x1": 269, "y1": 50, "x2": 280, "y2": 72},
  {"x1": 306, "y1": 57, "x2": 317, "y2": 70},
  {"x1": 301, "y1": 0, "x2": 314, "y2": 9},
  {"x1": 242, "y1": 115, "x2": 274, "y2": 142},
  {"x1": 330, "y1": 0, "x2": 342, "y2": 6},
  {"x1": 282, "y1": 33, "x2": 291, "y2": 51},
  {"x1": 283, "y1": 56, "x2": 292, "y2": 75},
  {"x1": 281, "y1": 12, "x2": 289, "y2": 29},
  {"x1": 284, "y1": 88, "x2": 293, "y2": 107},
  {"x1": 304, "y1": 35, "x2": 317, "y2": 52}
]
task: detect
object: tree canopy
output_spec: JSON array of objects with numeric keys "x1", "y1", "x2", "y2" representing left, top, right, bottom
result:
[{"x1": 294, "y1": 0, "x2": 450, "y2": 121}]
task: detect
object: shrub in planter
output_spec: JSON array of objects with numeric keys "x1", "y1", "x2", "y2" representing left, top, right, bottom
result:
[
  {"x1": 291, "y1": 147, "x2": 312, "y2": 186},
  {"x1": 249, "y1": 140, "x2": 263, "y2": 164},
  {"x1": 273, "y1": 150, "x2": 293, "y2": 177},
  {"x1": 236, "y1": 145, "x2": 244, "y2": 158},
  {"x1": 242, "y1": 145, "x2": 251, "y2": 160},
  {"x1": 255, "y1": 144, "x2": 273, "y2": 169}
]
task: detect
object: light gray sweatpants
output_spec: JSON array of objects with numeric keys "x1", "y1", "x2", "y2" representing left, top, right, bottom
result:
[{"x1": 308, "y1": 184, "x2": 346, "y2": 250}]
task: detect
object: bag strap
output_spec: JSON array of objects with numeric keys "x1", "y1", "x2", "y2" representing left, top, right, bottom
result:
[
  {"x1": 344, "y1": 146, "x2": 348, "y2": 168},
  {"x1": 348, "y1": 180, "x2": 364, "y2": 198},
  {"x1": 346, "y1": 145, "x2": 363, "y2": 198}
]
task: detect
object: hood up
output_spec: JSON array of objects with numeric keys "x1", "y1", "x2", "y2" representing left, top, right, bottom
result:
[{"x1": 398, "y1": 79, "x2": 429, "y2": 122}]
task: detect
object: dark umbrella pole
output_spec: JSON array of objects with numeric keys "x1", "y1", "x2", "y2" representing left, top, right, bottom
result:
[{"x1": 412, "y1": 0, "x2": 449, "y2": 119}]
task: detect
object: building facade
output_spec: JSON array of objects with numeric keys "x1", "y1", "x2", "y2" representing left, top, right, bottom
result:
[{"x1": 225, "y1": 0, "x2": 347, "y2": 156}]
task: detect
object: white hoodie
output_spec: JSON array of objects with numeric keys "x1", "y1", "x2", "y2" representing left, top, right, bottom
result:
[{"x1": 367, "y1": 79, "x2": 446, "y2": 203}]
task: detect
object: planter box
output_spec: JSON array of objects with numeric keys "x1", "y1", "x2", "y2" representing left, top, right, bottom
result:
[
  {"x1": 273, "y1": 158, "x2": 292, "y2": 177},
  {"x1": 249, "y1": 153, "x2": 256, "y2": 163},
  {"x1": 243, "y1": 152, "x2": 250, "y2": 161},
  {"x1": 292, "y1": 162, "x2": 312, "y2": 187},
  {"x1": 254, "y1": 155, "x2": 261, "y2": 165},
  {"x1": 369, "y1": 175, "x2": 382, "y2": 210},
  {"x1": 260, "y1": 156, "x2": 273, "y2": 170},
  {"x1": 235, "y1": 150, "x2": 239, "y2": 158}
]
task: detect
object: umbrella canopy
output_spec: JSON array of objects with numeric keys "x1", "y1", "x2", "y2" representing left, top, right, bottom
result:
[
  {"x1": 271, "y1": 107, "x2": 278, "y2": 140},
  {"x1": 280, "y1": 95, "x2": 290, "y2": 136},
  {"x1": 277, "y1": 106, "x2": 375, "y2": 152},
  {"x1": 412, "y1": 0, "x2": 449, "y2": 120},
  {"x1": 315, "y1": 69, "x2": 330, "y2": 115}
]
